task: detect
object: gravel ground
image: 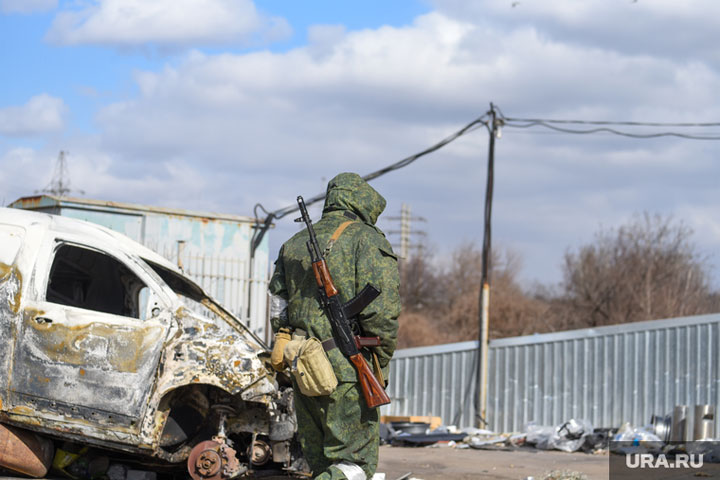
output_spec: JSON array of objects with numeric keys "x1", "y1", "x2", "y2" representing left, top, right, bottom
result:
[{"x1": 376, "y1": 444, "x2": 609, "y2": 480}]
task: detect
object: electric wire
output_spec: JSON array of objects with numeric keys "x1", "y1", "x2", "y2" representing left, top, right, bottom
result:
[
  {"x1": 504, "y1": 117, "x2": 720, "y2": 127},
  {"x1": 502, "y1": 117, "x2": 720, "y2": 140},
  {"x1": 251, "y1": 113, "x2": 490, "y2": 255}
]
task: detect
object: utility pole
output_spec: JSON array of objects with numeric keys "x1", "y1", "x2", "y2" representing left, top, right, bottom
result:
[
  {"x1": 38, "y1": 151, "x2": 84, "y2": 197},
  {"x1": 476, "y1": 103, "x2": 502, "y2": 428}
]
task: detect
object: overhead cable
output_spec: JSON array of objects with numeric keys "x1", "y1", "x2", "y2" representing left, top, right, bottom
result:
[
  {"x1": 502, "y1": 117, "x2": 720, "y2": 140},
  {"x1": 251, "y1": 113, "x2": 490, "y2": 256},
  {"x1": 503, "y1": 117, "x2": 720, "y2": 127}
]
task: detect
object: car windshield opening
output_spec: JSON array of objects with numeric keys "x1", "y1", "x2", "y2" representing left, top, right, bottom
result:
[{"x1": 143, "y1": 259, "x2": 227, "y2": 322}]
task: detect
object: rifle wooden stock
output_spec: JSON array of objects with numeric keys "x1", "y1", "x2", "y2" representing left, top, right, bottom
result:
[
  {"x1": 312, "y1": 260, "x2": 338, "y2": 297},
  {"x1": 349, "y1": 353, "x2": 391, "y2": 408}
]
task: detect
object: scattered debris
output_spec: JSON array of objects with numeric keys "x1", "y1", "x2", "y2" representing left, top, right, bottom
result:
[
  {"x1": 612, "y1": 422, "x2": 661, "y2": 444},
  {"x1": 525, "y1": 419, "x2": 594, "y2": 453},
  {"x1": 379, "y1": 416, "x2": 612, "y2": 456},
  {"x1": 383, "y1": 422, "x2": 466, "y2": 447},
  {"x1": 541, "y1": 469, "x2": 588, "y2": 480}
]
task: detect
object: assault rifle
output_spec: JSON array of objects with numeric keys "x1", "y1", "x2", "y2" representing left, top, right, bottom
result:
[{"x1": 296, "y1": 196, "x2": 391, "y2": 408}]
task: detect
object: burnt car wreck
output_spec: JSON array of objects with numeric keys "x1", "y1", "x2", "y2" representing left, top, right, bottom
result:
[{"x1": 0, "y1": 207, "x2": 306, "y2": 478}]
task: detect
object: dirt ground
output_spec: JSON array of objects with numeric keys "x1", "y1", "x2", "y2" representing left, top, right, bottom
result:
[
  {"x1": 376, "y1": 444, "x2": 609, "y2": 480},
  {"x1": 0, "y1": 446, "x2": 608, "y2": 480}
]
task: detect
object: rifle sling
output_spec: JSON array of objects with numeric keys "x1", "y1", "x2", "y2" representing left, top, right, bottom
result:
[{"x1": 323, "y1": 220, "x2": 355, "y2": 257}]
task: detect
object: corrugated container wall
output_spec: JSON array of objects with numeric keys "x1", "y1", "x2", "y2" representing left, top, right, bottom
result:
[
  {"x1": 10, "y1": 195, "x2": 270, "y2": 341},
  {"x1": 384, "y1": 313, "x2": 720, "y2": 433}
]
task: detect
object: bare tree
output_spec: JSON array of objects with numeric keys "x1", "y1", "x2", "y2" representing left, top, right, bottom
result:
[
  {"x1": 397, "y1": 242, "x2": 547, "y2": 347},
  {"x1": 562, "y1": 213, "x2": 719, "y2": 326},
  {"x1": 399, "y1": 245, "x2": 440, "y2": 312},
  {"x1": 396, "y1": 213, "x2": 720, "y2": 349}
]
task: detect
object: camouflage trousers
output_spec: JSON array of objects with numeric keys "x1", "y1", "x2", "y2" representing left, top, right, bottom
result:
[{"x1": 293, "y1": 381, "x2": 379, "y2": 480}]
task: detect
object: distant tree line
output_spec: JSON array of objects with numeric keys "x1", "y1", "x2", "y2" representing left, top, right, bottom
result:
[{"x1": 397, "y1": 213, "x2": 720, "y2": 349}]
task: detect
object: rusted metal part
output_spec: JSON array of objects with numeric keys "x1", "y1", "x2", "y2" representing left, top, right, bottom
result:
[
  {"x1": 10, "y1": 194, "x2": 258, "y2": 224},
  {"x1": 226, "y1": 405, "x2": 271, "y2": 436},
  {"x1": 187, "y1": 440, "x2": 245, "y2": 480},
  {"x1": 249, "y1": 438, "x2": 272, "y2": 466},
  {"x1": 138, "y1": 305, "x2": 278, "y2": 456},
  {"x1": 0, "y1": 422, "x2": 54, "y2": 477},
  {"x1": 271, "y1": 440, "x2": 291, "y2": 465},
  {"x1": 152, "y1": 307, "x2": 273, "y2": 406}
]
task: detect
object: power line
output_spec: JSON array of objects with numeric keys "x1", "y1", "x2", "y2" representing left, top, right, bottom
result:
[
  {"x1": 251, "y1": 106, "x2": 720, "y2": 257},
  {"x1": 502, "y1": 118, "x2": 720, "y2": 140},
  {"x1": 250, "y1": 113, "x2": 490, "y2": 256},
  {"x1": 275, "y1": 114, "x2": 488, "y2": 220},
  {"x1": 503, "y1": 117, "x2": 720, "y2": 127}
]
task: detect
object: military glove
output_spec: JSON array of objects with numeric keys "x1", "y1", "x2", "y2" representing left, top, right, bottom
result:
[{"x1": 270, "y1": 328, "x2": 292, "y2": 371}]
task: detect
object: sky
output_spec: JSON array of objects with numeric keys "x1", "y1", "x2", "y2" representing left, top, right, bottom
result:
[{"x1": 1, "y1": 0, "x2": 720, "y2": 289}]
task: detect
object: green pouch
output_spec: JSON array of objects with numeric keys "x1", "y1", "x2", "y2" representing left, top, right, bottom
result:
[{"x1": 284, "y1": 337, "x2": 338, "y2": 396}]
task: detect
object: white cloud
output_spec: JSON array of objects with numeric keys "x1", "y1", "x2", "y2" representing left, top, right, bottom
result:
[
  {"x1": 433, "y1": 0, "x2": 720, "y2": 65},
  {"x1": 0, "y1": 94, "x2": 67, "y2": 137},
  {"x1": 0, "y1": 0, "x2": 56, "y2": 14},
  {"x1": 45, "y1": 0, "x2": 291, "y2": 47},
  {"x1": 80, "y1": 9, "x2": 720, "y2": 288},
  {"x1": 6, "y1": 4, "x2": 720, "y2": 286},
  {"x1": 0, "y1": 146, "x2": 218, "y2": 213}
]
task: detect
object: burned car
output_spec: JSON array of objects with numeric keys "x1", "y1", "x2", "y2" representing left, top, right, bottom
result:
[{"x1": 0, "y1": 207, "x2": 305, "y2": 478}]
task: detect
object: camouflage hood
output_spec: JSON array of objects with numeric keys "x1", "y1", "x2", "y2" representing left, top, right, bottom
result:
[{"x1": 322, "y1": 173, "x2": 386, "y2": 225}]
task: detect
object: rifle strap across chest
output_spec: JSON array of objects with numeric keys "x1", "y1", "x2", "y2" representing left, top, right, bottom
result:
[{"x1": 323, "y1": 220, "x2": 355, "y2": 257}]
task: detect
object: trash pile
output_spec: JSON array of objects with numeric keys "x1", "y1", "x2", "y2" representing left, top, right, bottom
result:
[
  {"x1": 382, "y1": 403, "x2": 719, "y2": 460},
  {"x1": 381, "y1": 418, "x2": 611, "y2": 453}
]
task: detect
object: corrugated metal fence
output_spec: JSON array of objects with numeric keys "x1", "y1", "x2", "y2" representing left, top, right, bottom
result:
[
  {"x1": 384, "y1": 313, "x2": 720, "y2": 433},
  {"x1": 150, "y1": 236, "x2": 270, "y2": 341}
]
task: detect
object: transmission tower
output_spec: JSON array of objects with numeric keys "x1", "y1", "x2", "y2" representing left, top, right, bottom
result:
[
  {"x1": 38, "y1": 151, "x2": 84, "y2": 197},
  {"x1": 385, "y1": 203, "x2": 427, "y2": 261}
]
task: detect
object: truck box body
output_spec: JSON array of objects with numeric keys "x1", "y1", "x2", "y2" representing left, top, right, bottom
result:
[{"x1": 10, "y1": 195, "x2": 270, "y2": 341}]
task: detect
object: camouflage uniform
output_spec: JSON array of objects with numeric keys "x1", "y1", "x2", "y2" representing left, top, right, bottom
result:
[{"x1": 269, "y1": 173, "x2": 401, "y2": 480}]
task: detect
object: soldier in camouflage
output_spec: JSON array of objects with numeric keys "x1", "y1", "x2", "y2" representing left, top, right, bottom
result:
[{"x1": 269, "y1": 172, "x2": 401, "y2": 480}]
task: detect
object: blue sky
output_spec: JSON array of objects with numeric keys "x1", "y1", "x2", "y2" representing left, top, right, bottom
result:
[
  {"x1": 0, "y1": 0, "x2": 430, "y2": 136},
  {"x1": 2, "y1": 0, "x2": 720, "y2": 289}
]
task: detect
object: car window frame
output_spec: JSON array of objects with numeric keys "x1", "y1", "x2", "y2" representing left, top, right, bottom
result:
[{"x1": 32, "y1": 233, "x2": 174, "y2": 320}]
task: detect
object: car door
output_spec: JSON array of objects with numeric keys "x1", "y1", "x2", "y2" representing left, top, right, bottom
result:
[{"x1": 9, "y1": 233, "x2": 172, "y2": 431}]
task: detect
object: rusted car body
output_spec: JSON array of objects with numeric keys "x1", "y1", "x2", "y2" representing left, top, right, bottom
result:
[{"x1": 0, "y1": 207, "x2": 302, "y2": 477}]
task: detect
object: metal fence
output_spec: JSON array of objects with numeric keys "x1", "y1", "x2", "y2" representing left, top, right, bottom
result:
[
  {"x1": 384, "y1": 313, "x2": 720, "y2": 433},
  {"x1": 156, "y1": 245, "x2": 269, "y2": 334},
  {"x1": 384, "y1": 341, "x2": 479, "y2": 428}
]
